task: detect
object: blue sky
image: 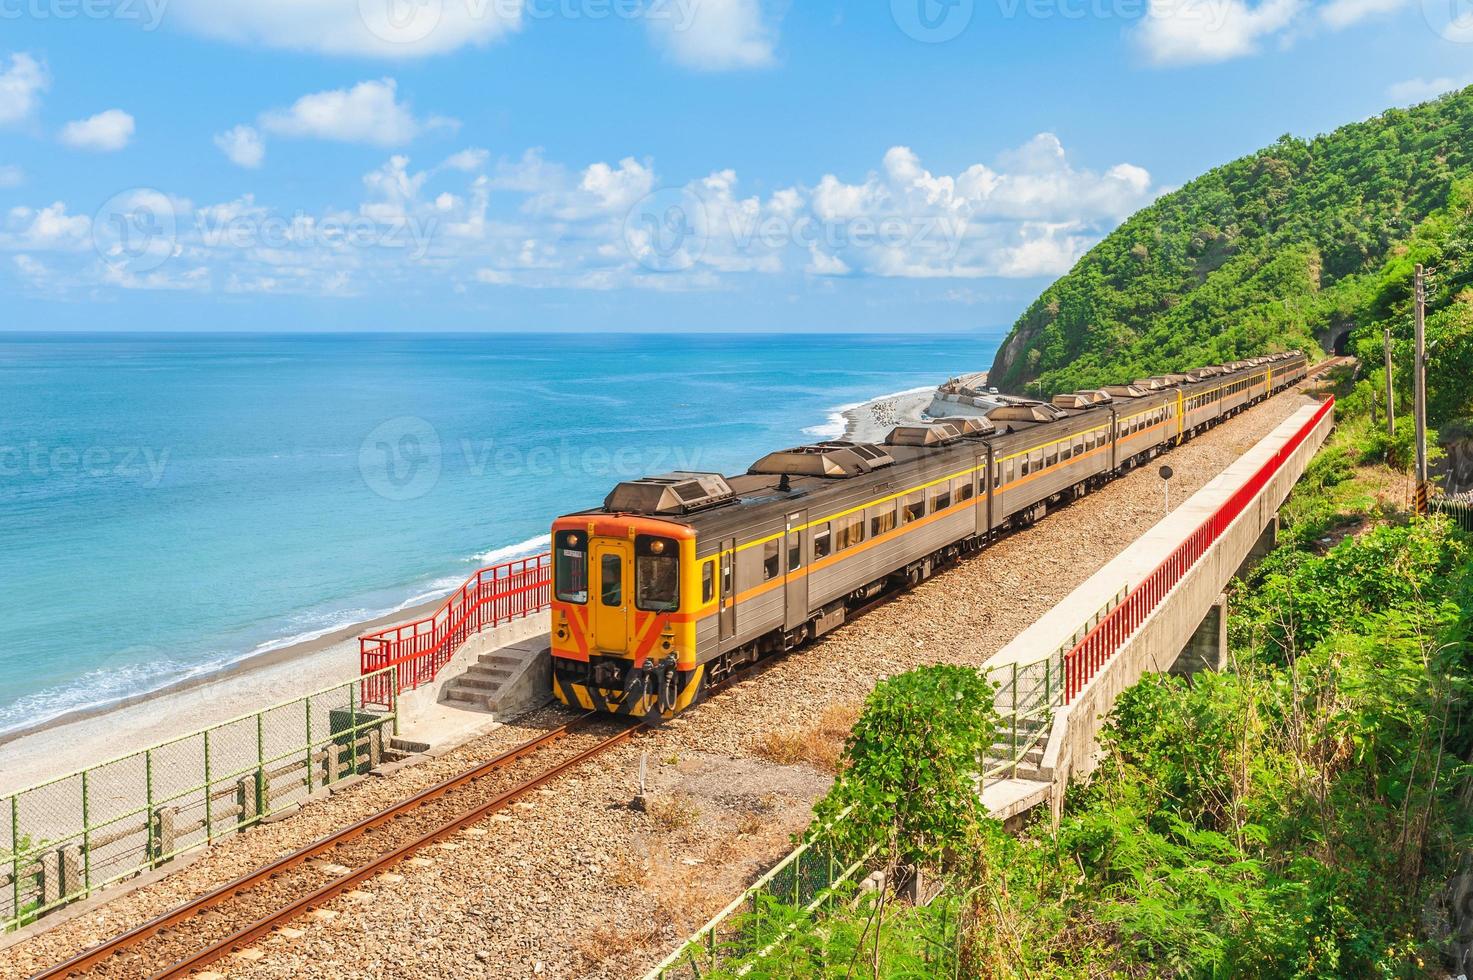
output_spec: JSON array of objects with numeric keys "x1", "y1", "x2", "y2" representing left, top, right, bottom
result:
[{"x1": 1, "y1": 0, "x2": 1469, "y2": 332}]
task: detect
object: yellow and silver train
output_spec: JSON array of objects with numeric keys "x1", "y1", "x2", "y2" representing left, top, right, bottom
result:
[{"x1": 549, "y1": 352, "x2": 1310, "y2": 719}]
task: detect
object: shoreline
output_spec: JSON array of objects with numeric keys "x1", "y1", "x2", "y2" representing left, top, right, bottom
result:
[{"x1": 0, "y1": 376, "x2": 958, "y2": 795}]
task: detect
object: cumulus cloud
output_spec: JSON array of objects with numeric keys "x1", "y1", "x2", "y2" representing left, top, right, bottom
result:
[
  {"x1": 261, "y1": 79, "x2": 451, "y2": 147},
  {"x1": 1135, "y1": 0, "x2": 1302, "y2": 65},
  {"x1": 646, "y1": 0, "x2": 778, "y2": 70},
  {"x1": 1318, "y1": 0, "x2": 1410, "y2": 28},
  {"x1": 164, "y1": 0, "x2": 524, "y2": 59},
  {"x1": 60, "y1": 110, "x2": 135, "y2": 152},
  {"x1": 215, "y1": 125, "x2": 265, "y2": 168},
  {"x1": 0, "y1": 53, "x2": 48, "y2": 126},
  {"x1": 2, "y1": 137, "x2": 1160, "y2": 297}
]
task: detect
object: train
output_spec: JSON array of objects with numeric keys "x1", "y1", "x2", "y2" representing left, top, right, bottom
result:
[{"x1": 548, "y1": 351, "x2": 1310, "y2": 719}]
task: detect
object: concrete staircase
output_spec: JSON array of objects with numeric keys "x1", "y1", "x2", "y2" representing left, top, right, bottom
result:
[{"x1": 440, "y1": 636, "x2": 551, "y2": 720}]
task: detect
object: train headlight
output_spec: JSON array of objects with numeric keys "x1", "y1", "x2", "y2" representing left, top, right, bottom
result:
[{"x1": 649, "y1": 539, "x2": 666, "y2": 555}]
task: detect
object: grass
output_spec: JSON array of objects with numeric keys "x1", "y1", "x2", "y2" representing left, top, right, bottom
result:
[
  {"x1": 752, "y1": 704, "x2": 861, "y2": 773},
  {"x1": 646, "y1": 792, "x2": 701, "y2": 832}
]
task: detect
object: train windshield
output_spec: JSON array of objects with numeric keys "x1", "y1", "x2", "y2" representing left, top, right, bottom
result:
[
  {"x1": 636, "y1": 537, "x2": 680, "y2": 612},
  {"x1": 555, "y1": 536, "x2": 588, "y2": 603}
]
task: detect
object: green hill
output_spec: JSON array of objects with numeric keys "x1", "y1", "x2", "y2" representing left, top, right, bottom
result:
[{"x1": 989, "y1": 87, "x2": 1473, "y2": 421}]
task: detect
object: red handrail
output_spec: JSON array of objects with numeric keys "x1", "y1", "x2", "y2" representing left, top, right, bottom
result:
[
  {"x1": 1063, "y1": 397, "x2": 1334, "y2": 702},
  {"x1": 360, "y1": 552, "x2": 552, "y2": 708}
]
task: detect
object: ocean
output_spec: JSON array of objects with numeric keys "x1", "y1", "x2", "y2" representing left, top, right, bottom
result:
[{"x1": 0, "y1": 332, "x2": 1002, "y2": 734}]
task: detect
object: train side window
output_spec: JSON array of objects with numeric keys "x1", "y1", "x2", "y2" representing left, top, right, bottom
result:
[
  {"x1": 1006, "y1": 458, "x2": 1016, "y2": 484},
  {"x1": 1045, "y1": 445, "x2": 1058, "y2": 468},
  {"x1": 835, "y1": 513, "x2": 865, "y2": 551},
  {"x1": 870, "y1": 503, "x2": 897, "y2": 537},
  {"x1": 955, "y1": 475, "x2": 975, "y2": 503},
  {"x1": 762, "y1": 539, "x2": 780, "y2": 581},
  {"x1": 702, "y1": 560, "x2": 715, "y2": 604},
  {"x1": 1019, "y1": 454, "x2": 1030, "y2": 477},
  {"x1": 813, "y1": 524, "x2": 832, "y2": 560},
  {"x1": 993, "y1": 463, "x2": 1002, "y2": 489},
  {"x1": 721, "y1": 552, "x2": 732, "y2": 600},
  {"x1": 1031, "y1": 448, "x2": 1044, "y2": 472},
  {"x1": 932, "y1": 482, "x2": 952, "y2": 511},
  {"x1": 788, "y1": 537, "x2": 802, "y2": 573},
  {"x1": 902, "y1": 490, "x2": 925, "y2": 524}
]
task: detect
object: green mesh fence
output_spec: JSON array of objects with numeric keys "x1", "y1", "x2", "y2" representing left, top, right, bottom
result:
[{"x1": 1, "y1": 667, "x2": 399, "y2": 933}]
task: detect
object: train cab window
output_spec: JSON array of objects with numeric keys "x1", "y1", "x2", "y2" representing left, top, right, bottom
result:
[
  {"x1": 902, "y1": 490, "x2": 926, "y2": 524},
  {"x1": 702, "y1": 560, "x2": 715, "y2": 604},
  {"x1": 600, "y1": 554, "x2": 622, "y2": 607},
  {"x1": 955, "y1": 474, "x2": 975, "y2": 503},
  {"x1": 871, "y1": 503, "x2": 897, "y2": 538},
  {"x1": 635, "y1": 537, "x2": 679, "y2": 612},
  {"x1": 813, "y1": 524, "x2": 832, "y2": 560},
  {"x1": 555, "y1": 532, "x2": 588, "y2": 604},
  {"x1": 762, "y1": 539, "x2": 781, "y2": 581}
]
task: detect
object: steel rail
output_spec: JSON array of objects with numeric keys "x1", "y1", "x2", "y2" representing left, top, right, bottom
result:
[
  {"x1": 147, "y1": 724, "x2": 639, "y2": 979},
  {"x1": 28, "y1": 716, "x2": 612, "y2": 980}
]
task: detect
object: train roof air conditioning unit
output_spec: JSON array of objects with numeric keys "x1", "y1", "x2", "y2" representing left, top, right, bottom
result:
[
  {"x1": 1102, "y1": 384, "x2": 1149, "y2": 399},
  {"x1": 987, "y1": 400, "x2": 1069, "y2": 423},
  {"x1": 748, "y1": 441, "x2": 895, "y2": 479},
  {"x1": 932, "y1": 416, "x2": 996, "y2": 436},
  {"x1": 604, "y1": 472, "x2": 736, "y2": 515},
  {"x1": 886, "y1": 422, "x2": 967, "y2": 447}
]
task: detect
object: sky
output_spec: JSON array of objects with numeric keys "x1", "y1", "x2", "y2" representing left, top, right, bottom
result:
[{"x1": 1, "y1": 0, "x2": 1470, "y2": 333}]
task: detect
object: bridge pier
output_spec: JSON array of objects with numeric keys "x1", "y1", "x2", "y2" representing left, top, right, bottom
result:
[
  {"x1": 1170, "y1": 593, "x2": 1227, "y2": 677},
  {"x1": 1237, "y1": 513, "x2": 1278, "y2": 578}
]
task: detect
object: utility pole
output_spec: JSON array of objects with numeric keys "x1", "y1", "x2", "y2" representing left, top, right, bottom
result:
[
  {"x1": 1383, "y1": 327, "x2": 1395, "y2": 437},
  {"x1": 1414, "y1": 264, "x2": 1429, "y2": 516}
]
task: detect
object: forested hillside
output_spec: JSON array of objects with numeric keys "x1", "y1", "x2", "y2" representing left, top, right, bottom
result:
[{"x1": 990, "y1": 87, "x2": 1473, "y2": 407}]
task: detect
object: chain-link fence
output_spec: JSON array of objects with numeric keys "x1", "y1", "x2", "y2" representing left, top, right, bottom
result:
[
  {"x1": 1, "y1": 667, "x2": 399, "y2": 933},
  {"x1": 983, "y1": 586, "x2": 1127, "y2": 780}
]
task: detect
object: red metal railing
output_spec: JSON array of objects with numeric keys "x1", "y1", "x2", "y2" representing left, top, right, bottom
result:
[
  {"x1": 360, "y1": 552, "x2": 552, "y2": 708},
  {"x1": 1063, "y1": 397, "x2": 1334, "y2": 702}
]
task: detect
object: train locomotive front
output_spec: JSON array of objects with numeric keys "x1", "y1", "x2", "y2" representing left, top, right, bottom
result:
[{"x1": 548, "y1": 511, "x2": 710, "y2": 719}]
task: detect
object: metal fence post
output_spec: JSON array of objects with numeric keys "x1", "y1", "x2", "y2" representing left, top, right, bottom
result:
[
  {"x1": 391, "y1": 669, "x2": 400, "y2": 738},
  {"x1": 305, "y1": 697, "x2": 313, "y2": 795},
  {"x1": 80, "y1": 769, "x2": 90, "y2": 894},
  {"x1": 349, "y1": 681, "x2": 359, "y2": 778},
  {"x1": 145, "y1": 749, "x2": 154, "y2": 864},
  {"x1": 10, "y1": 795, "x2": 19, "y2": 926},
  {"x1": 1010, "y1": 662, "x2": 1019, "y2": 768},
  {"x1": 255, "y1": 711, "x2": 266, "y2": 822},
  {"x1": 203, "y1": 729, "x2": 213, "y2": 843}
]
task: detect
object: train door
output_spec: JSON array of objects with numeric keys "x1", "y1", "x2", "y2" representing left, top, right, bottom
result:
[
  {"x1": 718, "y1": 537, "x2": 737, "y2": 643},
  {"x1": 591, "y1": 538, "x2": 629, "y2": 653},
  {"x1": 784, "y1": 511, "x2": 808, "y2": 632},
  {"x1": 979, "y1": 450, "x2": 992, "y2": 538}
]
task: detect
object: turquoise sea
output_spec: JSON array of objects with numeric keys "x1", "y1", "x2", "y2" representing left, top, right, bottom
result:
[{"x1": 0, "y1": 332, "x2": 1002, "y2": 734}]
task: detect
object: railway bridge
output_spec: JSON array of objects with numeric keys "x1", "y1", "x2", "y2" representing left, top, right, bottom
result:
[{"x1": 981, "y1": 396, "x2": 1335, "y2": 823}]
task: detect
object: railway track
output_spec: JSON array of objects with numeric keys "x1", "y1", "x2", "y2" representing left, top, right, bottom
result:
[{"x1": 28, "y1": 717, "x2": 638, "y2": 980}]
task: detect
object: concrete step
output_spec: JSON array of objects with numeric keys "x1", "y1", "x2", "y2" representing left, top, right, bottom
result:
[
  {"x1": 457, "y1": 676, "x2": 501, "y2": 692},
  {"x1": 478, "y1": 652, "x2": 525, "y2": 668},
  {"x1": 391, "y1": 737, "x2": 432, "y2": 754},
  {"x1": 444, "y1": 690, "x2": 491, "y2": 709},
  {"x1": 465, "y1": 664, "x2": 513, "y2": 680}
]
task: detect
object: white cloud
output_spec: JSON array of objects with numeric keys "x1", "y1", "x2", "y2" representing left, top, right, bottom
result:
[
  {"x1": 1319, "y1": 0, "x2": 1409, "y2": 28},
  {"x1": 2, "y1": 202, "x2": 91, "y2": 250},
  {"x1": 215, "y1": 125, "x2": 265, "y2": 168},
  {"x1": 1136, "y1": 0, "x2": 1302, "y2": 65},
  {"x1": 164, "y1": 0, "x2": 524, "y2": 59},
  {"x1": 1386, "y1": 75, "x2": 1473, "y2": 104},
  {"x1": 60, "y1": 110, "x2": 135, "y2": 152},
  {"x1": 647, "y1": 0, "x2": 778, "y2": 70},
  {"x1": 0, "y1": 53, "x2": 48, "y2": 126},
  {"x1": 0, "y1": 165, "x2": 22, "y2": 188},
  {"x1": 261, "y1": 79, "x2": 450, "y2": 147},
  {"x1": 2, "y1": 137, "x2": 1160, "y2": 297}
]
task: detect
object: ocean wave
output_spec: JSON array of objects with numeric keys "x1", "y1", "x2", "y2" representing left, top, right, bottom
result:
[
  {"x1": 0, "y1": 656, "x2": 233, "y2": 737},
  {"x1": 802, "y1": 385, "x2": 938, "y2": 440},
  {"x1": 471, "y1": 535, "x2": 547, "y2": 566}
]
